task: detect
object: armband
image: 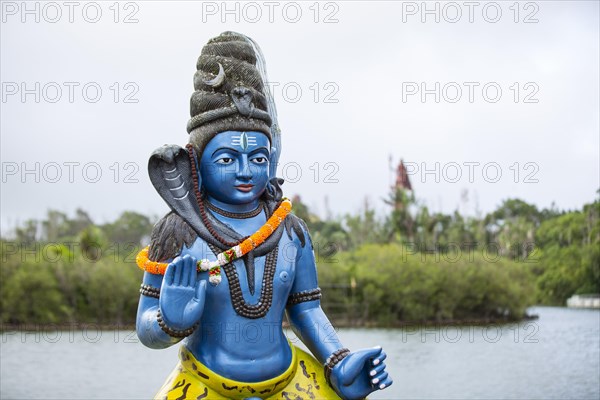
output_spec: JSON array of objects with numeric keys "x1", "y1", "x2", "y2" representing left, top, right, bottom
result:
[
  {"x1": 140, "y1": 283, "x2": 160, "y2": 299},
  {"x1": 287, "y1": 288, "x2": 322, "y2": 306}
]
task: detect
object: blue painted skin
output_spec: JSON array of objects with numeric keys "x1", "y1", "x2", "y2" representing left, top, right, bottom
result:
[{"x1": 136, "y1": 131, "x2": 392, "y2": 399}]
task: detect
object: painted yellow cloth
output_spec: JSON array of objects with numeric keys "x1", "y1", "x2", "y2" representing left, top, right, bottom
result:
[{"x1": 154, "y1": 345, "x2": 342, "y2": 399}]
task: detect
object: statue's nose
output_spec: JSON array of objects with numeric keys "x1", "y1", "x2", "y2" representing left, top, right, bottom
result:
[{"x1": 236, "y1": 155, "x2": 253, "y2": 180}]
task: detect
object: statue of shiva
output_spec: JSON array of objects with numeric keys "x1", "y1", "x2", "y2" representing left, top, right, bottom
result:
[{"x1": 135, "y1": 31, "x2": 392, "y2": 399}]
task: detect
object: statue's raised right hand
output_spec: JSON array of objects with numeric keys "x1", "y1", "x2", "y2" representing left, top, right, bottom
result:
[{"x1": 159, "y1": 254, "x2": 206, "y2": 330}]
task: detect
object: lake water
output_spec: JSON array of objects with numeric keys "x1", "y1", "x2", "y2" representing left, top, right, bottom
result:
[{"x1": 1, "y1": 306, "x2": 598, "y2": 399}]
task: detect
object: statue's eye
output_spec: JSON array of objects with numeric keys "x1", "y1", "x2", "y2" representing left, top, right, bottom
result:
[
  {"x1": 216, "y1": 157, "x2": 233, "y2": 165},
  {"x1": 252, "y1": 157, "x2": 267, "y2": 165}
]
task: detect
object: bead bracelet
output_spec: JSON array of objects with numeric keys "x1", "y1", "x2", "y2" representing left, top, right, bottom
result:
[
  {"x1": 157, "y1": 309, "x2": 198, "y2": 338},
  {"x1": 324, "y1": 347, "x2": 351, "y2": 386}
]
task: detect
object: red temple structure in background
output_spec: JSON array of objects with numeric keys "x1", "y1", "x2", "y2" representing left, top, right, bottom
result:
[
  {"x1": 393, "y1": 159, "x2": 413, "y2": 211},
  {"x1": 395, "y1": 159, "x2": 412, "y2": 192}
]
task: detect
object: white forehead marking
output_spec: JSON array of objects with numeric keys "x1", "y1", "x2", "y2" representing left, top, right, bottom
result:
[{"x1": 231, "y1": 132, "x2": 257, "y2": 151}]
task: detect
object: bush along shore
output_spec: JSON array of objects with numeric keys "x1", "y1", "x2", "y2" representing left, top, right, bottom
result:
[{"x1": 1, "y1": 193, "x2": 598, "y2": 328}]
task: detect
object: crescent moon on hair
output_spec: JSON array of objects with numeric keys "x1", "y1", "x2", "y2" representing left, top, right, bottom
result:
[{"x1": 203, "y1": 63, "x2": 226, "y2": 88}]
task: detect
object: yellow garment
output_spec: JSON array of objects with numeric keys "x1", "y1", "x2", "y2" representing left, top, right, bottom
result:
[{"x1": 154, "y1": 345, "x2": 342, "y2": 399}]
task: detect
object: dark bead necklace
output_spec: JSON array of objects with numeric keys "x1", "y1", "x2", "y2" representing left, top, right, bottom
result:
[
  {"x1": 204, "y1": 199, "x2": 264, "y2": 219},
  {"x1": 208, "y1": 242, "x2": 278, "y2": 319}
]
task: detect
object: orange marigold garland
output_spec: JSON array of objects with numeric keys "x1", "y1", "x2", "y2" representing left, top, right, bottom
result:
[
  {"x1": 136, "y1": 198, "x2": 292, "y2": 285},
  {"x1": 136, "y1": 247, "x2": 165, "y2": 275}
]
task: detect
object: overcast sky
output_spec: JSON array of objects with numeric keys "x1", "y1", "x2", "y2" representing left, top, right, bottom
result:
[{"x1": 1, "y1": 1, "x2": 599, "y2": 233}]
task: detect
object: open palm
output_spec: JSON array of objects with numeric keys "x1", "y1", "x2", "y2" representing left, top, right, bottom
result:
[{"x1": 159, "y1": 254, "x2": 206, "y2": 330}]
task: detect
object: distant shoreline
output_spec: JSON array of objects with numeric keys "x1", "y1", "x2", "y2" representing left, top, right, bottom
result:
[
  {"x1": 316, "y1": 313, "x2": 539, "y2": 329},
  {"x1": 0, "y1": 314, "x2": 540, "y2": 332}
]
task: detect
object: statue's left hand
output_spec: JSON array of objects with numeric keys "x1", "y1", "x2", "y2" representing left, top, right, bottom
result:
[{"x1": 329, "y1": 346, "x2": 392, "y2": 400}]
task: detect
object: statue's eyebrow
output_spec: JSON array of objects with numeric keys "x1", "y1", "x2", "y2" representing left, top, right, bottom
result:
[
  {"x1": 212, "y1": 147, "x2": 239, "y2": 157},
  {"x1": 249, "y1": 146, "x2": 270, "y2": 156}
]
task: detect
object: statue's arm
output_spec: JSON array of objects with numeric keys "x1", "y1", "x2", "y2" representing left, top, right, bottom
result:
[
  {"x1": 136, "y1": 271, "x2": 183, "y2": 349},
  {"x1": 285, "y1": 220, "x2": 392, "y2": 399},
  {"x1": 136, "y1": 212, "x2": 204, "y2": 349},
  {"x1": 285, "y1": 228, "x2": 344, "y2": 362}
]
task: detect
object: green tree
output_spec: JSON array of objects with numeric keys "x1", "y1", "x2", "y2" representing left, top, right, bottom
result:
[
  {"x1": 14, "y1": 219, "x2": 39, "y2": 244},
  {"x1": 42, "y1": 210, "x2": 70, "y2": 241},
  {"x1": 102, "y1": 211, "x2": 154, "y2": 245},
  {"x1": 384, "y1": 188, "x2": 416, "y2": 243}
]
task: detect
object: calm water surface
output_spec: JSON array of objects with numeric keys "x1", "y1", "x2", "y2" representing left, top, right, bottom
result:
[{"x1": 1, "y1": 306, "x2": 598, "y2": 399}]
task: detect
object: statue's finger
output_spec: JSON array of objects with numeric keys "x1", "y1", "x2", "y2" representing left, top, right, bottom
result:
[
  {"x1": 194, "y1": 280, "x2": 207, "y2": 302},
  {"x1": 369, "y1": 363, "x2": 385, "y2": 378},
  {"x1": 340, "y1": 347, "x2": 383, "y2": 385},
  {"x1": 355, "y1": 346, "x2": 382, "y2": 363},
  {"x1": 173, "y1": 259, "x2": 183, "y2": 286},
  {"x1": 377, "y1": 376, "x2": 393, "y2": 390},
  {"x1": 372, "y1": 351, "x2": 387, "y2": 366},
  {"x1": 187, "y1": 256, "x2": 197, "y2": 287},
  {"x1": 371, "y1": 371, "x2": 388, "y2": 386},
  {"x1": 180, "y1": 255, "x2": 191, "y2": 287},
  {"x1": 164, "y1": 259, "x2": 178, "y2": 286}
]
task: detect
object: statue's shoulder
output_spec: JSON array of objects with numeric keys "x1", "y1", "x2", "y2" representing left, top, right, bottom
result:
[
  {"x1": 283, "y1": 213, "x2": 312, "y2": 249},
  {"x1": 148, "y1": 212, "x2": 198, "y2": 262}
]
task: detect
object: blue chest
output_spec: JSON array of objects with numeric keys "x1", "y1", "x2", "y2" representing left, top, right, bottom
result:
[{"x1": 182, "y1": 234, "x2": 298, "y2": 322}]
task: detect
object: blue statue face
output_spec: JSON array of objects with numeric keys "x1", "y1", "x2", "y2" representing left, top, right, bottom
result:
[{"x1": 200, "y1": 131, "x2": 270, "y2": 206}]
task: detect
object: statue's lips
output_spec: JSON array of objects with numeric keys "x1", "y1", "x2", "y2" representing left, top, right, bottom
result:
[{"x1": 235, "y1": 184, "x2": 254, "y2": 192}]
